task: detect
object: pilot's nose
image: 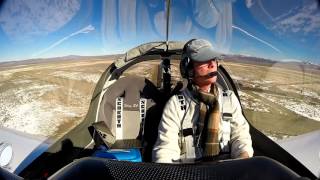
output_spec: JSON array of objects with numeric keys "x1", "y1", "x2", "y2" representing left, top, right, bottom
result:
[{"x1": 208, "y1": 60, "x2": 216, "y2": 68}]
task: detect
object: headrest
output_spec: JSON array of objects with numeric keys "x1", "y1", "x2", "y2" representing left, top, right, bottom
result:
[{"x1": 103, "y1": 76, "x2": 160, "y2": 109}]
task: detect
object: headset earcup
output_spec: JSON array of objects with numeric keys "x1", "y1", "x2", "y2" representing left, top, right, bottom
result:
[
  {"x1": 180, "y1": 39, "x2": 197, "y2": 79},
  {"x1": 180, "y1": 57, "x2": 188, "y2": 78},
  {"x1": 187, "y1": 61, "x2": 194, "y2": 79}
]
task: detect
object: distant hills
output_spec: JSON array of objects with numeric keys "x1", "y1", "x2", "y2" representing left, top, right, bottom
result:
[
  {"x1": 0, "y1": 54, "x2": 319, "y2": 74},
  {"x1": 223, "y1": 54, "x2": 320, "y2": 74},
  {"x1": 0, "y1": 55, "x2": 122, "y2": 70}
]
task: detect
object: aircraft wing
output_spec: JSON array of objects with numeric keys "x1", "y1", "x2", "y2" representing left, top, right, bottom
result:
[
  {"x1": 0, "y1": 127, "x2": 51, "y2": 174},
  {"x1": 277, "y1": 130, "x2": 320, "y2": 178}
]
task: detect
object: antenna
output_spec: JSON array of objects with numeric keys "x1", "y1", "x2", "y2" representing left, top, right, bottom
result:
[{"x1": 165, "y1": 0, "x2": 171, "y2": 51}]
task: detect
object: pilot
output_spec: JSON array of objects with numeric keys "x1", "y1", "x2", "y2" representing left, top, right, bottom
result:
[{"x1": 152, "y1": 39, "x2": 253, "y2": 163}]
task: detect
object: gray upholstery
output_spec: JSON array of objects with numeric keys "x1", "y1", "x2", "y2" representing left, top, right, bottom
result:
[{"x1": 98, "y1": 76, "x2": 161, "y2": 140}]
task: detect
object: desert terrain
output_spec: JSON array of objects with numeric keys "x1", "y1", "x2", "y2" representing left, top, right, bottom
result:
[
  {"x1": 222, "y1": 60, "x2": 320, "y2": 140},
  {"x1": 0, "y1": 57, "x2": 113, "y2": 138},
  {"x1": 0, "y1": 55, "x2": 319, "y2": 141}
]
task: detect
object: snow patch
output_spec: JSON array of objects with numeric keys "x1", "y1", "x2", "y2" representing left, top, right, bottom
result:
[
  {"x1": 230, "y1": 75, "x2": 247, "y2": 81},
  {"x1": 12, "y1": 79, "x2": 33, "y2": 85},
  {"x1": 237, "y1": 79, "x2": 272, "y2": 90},
  {"x1": 278, "y1": 85, "x2": 320, "y2": 99},
  {"x1": 0, "y1": 82, "x2": 85, "y2": 137},
  {"x1": 239, "y1": 91, "x2": 270, "y2": 112},
  {"x1": 255, "y1": 92, "x2": 320, "y2": 122},
  {"x1": 0, "y1": 71, "x2": 14, "y2": 77},
  {"x1": 267, "y1": 134, "x2": 293, "y2": 141}
]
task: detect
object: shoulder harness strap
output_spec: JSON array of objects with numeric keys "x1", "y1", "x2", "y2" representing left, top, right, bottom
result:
[
  {"x1": 177, "y1": 93, "x2": 189, "y2": 135},
  {"x1": 220, "y1": 90, "x2": 233, "y2": 153},
  {"x1": 177, "y1": 93, "x2": 189, "y2": 156},
  {"x1": 139, "y1": 98, "x2": 147, "y2": 138},
  {"x1": 115, "y1": 97, "x2": 123, "y2": 140}
]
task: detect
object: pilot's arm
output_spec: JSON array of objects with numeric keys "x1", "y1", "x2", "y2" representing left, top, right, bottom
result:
[
  {"x1": 152, "y1": 96, "x2": 181, "y2": 163},
  {"x1": 229, "y1": 92, "x2": 254, "y2": 159}
]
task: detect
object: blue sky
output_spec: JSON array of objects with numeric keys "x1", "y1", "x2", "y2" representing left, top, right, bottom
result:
[{"x1": 0, "y1": 0, "x2": 319, "y2": 64}]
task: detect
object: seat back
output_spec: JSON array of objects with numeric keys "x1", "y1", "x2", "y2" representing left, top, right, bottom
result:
[{"x1": 98, "y1": 76, "x2": 162, "y2": 143}]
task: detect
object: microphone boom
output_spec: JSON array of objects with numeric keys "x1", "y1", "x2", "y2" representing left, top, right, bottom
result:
[{"x1": 207, "y1": 71, "x2": 218, "y2": 77}]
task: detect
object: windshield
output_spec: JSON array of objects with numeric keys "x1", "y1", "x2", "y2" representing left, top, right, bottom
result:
[{"x1": 0, "y1": 0, "x2": 319, "y2": 168}]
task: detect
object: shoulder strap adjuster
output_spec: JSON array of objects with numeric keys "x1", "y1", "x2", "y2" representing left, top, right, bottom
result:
[
  {"x1": 177, "y1": 94, "x2": 186, "y2": 110},
  {"x1": 222, "y1": 113, "x2": 232, "y2": 121}
]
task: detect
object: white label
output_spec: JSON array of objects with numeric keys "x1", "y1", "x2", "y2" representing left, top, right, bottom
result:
[{"x1": 116, "y1": 97, "x2": 123, "y2": 139}]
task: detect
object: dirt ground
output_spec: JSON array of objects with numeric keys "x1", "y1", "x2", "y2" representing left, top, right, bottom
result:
[
  {"x1": 0, "y1": 57, "x2": 319, "y2": 140},
  {"x1": 221, "y1": 61, "x2": 320, "y2": 139}
]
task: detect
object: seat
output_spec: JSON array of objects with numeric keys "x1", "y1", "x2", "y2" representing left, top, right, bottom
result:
[{"x1": 97, "y1": 76, "x2": 164, "y2": 160}]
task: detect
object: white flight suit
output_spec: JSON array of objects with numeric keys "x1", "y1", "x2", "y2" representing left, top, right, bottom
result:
[{"x1": 152, "y1": 86, "x2": 254, "y2": 163}]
